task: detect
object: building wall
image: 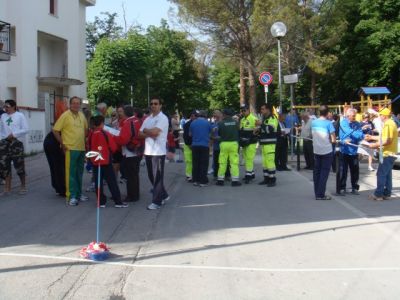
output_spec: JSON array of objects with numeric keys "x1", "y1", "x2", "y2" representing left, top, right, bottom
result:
[{"x1": 0, "y1": 0, "x2": 93, "y2": 153}]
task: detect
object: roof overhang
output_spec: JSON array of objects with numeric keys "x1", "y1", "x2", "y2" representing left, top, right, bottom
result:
[
  {"x1": 38, "y1": 77, "x2": 84, "y2": 87},
  {"x1": 81, "y1": 0, "x2": 96, "y2": 7},
  {"x1": 359, "y1": 87, "x2": 390, "y2": 95}
]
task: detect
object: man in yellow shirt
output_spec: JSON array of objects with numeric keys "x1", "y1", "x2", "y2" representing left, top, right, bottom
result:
[
  {"x1": 53, "y1": 96, "x2": 88, "y2": 206},
  {"x1": 365, "y1": 108, "x2": 398, "y2": 201}
]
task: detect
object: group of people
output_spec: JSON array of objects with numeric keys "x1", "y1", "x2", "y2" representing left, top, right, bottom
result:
[
  {"x1": 45, "y1": 96, "x2": 170, "y2": 210},
  {"x1": 182, "y1": 103, "x2": 285, "y2": 188},
  {"x1": 1, "y1": 96, "x2": 398, "y2": 208},
  {"x1": 299, "y1": 105, "x2": 398, "y2": 201}
]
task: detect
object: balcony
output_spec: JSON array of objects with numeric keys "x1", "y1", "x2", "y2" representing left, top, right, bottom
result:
[
  {"x1": 0, "y1": 20, "x2": 11, "y2": 61},
  {"x1": 81, "y1": 0, "x2": 96, "y2": 6}
]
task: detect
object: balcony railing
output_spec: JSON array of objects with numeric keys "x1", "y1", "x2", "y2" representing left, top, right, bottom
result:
[{"x1": 0, "y1": 20, "x2": 11, "y2": 61}]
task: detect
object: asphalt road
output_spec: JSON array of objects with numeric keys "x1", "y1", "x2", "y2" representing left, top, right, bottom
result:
[{"x1": 1, "y1": 152, "x2": 400, "y2": 299}]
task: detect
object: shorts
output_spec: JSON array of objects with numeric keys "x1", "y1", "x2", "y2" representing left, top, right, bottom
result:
[
  {"x1": 0, "y1": 138, "x2": 25, "y2": 179},
  {"x1": 112, "y1": 151, "x2": 123, "y2": 164},
  {"x1": 168, "y1": 147, "x2": 176, "y2": 153}
]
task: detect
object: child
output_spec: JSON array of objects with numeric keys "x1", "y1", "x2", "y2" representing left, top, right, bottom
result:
[
  {"x1": 89, "y1": 115, "x2": 128, "y2": 208},
  {"x1": 167, "y1": 127, "x2": 176, "y2": 162}
]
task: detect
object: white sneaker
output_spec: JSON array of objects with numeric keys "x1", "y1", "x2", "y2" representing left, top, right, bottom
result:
[
  {"x1": 147, "y1": 203, "x2": 161, "y2": 210},
  {"x1": 69, "y1": 198, "x2": 79, "y2": 206},
  {"x1": 368, "y1": 166, "x2": 375, "y2": 171},
  {"x1": 79, "y1": 195, "x2": 89, "y2": 202}
]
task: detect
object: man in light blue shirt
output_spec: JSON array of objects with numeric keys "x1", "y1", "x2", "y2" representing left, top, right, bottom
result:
[{"x1": 312, "y1": 105, "x2": 336, "y2": 200}]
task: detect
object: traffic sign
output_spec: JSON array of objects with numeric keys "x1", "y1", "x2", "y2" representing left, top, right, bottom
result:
[{"x1": 259, "y1": 72, "x2": 273, "y2": 86}]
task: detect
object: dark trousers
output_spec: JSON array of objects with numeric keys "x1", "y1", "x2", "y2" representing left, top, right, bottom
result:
[
  {"x1": 192, "y1": 146, "x2": 209, "y2": 184},
  {"x1": 122, "y1": 156, "x2": 141, "y2": 201},
  {"x1": 275, "y1": 136, "x2": 288, "y2": 169},
  {"x1": 313, "y1": 152, "x2": 333, "y2": 198},
  {"x1": 43, "y1": 133, "x2": 65, "y2": 196},
  {"x1": 145, "y1": 155, "x2": 169, "y2": 205},
  {"x1": 303, "y1": 140, "x2": 314, "y2": 169},
  {"x1": 339, "y1": 154, "x2": 359, "y2": 191},
  {"x1": 93, "y1": 163, "x2": 122, "y2": 205}
]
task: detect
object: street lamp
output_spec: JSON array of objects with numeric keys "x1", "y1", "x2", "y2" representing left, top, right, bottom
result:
[
  {"x1": 270, "y1": 21, "x2": 287, "y2": 112},
  {"x1": 146, "y1": 73, "x2": 152, "y2": 108}
]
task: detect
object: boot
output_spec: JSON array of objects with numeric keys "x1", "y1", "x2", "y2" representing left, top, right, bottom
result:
[
  {"x1": 216, "y1": 180, "x2": 224, "y2": 186},
  {"x1": 244, "y1": 175, "x2": 252, "y2": 184},
  {"x1": 231, "y1": 181, "x2": 242, "y2": 187},
  {"x1": 267, "y1": 177, "x2": 276, "y2": 187},
  {"x1": 258, "y1": 177, "x2": 269, "y2": 185}
]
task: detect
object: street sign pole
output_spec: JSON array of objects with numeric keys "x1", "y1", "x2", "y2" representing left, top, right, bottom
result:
[{"x1": 264, "y1": 85, "x2": 268, "y2": 103}]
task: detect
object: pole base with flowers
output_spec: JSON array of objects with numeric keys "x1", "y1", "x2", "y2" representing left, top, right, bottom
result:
[{"x1": 80, "y1": 150, "x2": 111, "y2": 261}]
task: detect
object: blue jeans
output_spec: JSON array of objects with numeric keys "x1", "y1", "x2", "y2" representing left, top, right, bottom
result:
[
  {"x1": 313, "y1": 152, "x2": 333, "y2": 198},
  {"x1": 374, "y1": 156, "x2": 396, "y2": 197}
]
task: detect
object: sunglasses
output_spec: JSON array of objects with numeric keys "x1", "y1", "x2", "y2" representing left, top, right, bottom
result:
[{"x1": 150, "y1": 102, "x2": 159, "y2": 106}]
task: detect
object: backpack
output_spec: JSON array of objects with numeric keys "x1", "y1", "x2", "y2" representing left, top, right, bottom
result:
[{"x1": 126, "y1": 118, "x2": 144, "y2": 157}]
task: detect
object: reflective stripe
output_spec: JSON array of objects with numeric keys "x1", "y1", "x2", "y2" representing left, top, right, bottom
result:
[
  {"x1": 259, "y1": 138, "x2": 277, "y2": 142},
  {"x1": 241, "y1": 128, "x2": 255, "y2": 131}
]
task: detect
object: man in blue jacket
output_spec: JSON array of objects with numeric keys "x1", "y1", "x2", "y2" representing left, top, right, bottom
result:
[{"x1": 339, "y1": 108, "x2": 364, "y2": 195}]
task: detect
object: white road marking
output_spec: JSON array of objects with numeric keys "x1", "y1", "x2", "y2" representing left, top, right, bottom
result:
[
  {"x1": 0, "y1": 252, "x2": 400, "y2": 273},
  {"x1": 179, "y1": 203, "x2": 226, "y2": 208}
]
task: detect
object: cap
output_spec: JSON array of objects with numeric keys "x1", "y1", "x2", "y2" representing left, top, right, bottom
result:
[
  {"x1": 379, "y1": 108, "x2": 391, "y2": 116},
  {"x1": 191, "y1": 109, "x2": 200, "y2": 116},
  {"x1": 223, "y1": 108, "x2": 234, "y2": 116},
  {"x1": 240, "y1": 104, "x2": 249, "y2": 110}
]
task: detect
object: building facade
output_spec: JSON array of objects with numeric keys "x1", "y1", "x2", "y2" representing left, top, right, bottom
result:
[{"x1": 0, "y1": 0, "x2": 95, "y2": 153}]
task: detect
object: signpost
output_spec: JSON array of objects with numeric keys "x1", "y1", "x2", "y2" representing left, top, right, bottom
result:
[
  {"x1": 259, "y1": 72, "x2": 273, "y2": 103},
  {"x1": 284, "y1": 73, "x2": 299, "y2": 159}
]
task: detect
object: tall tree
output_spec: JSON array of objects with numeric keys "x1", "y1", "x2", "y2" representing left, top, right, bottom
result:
[{"x1": 170, "y1": 0, "x2": 258, "y2": 111}]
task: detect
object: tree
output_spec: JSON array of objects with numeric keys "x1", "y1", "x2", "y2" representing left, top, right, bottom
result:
[
  {"x1": 170, "y1": 0, "x2": 259, "y2": 111},
  {"x1": 86, "y1": 12, "x2": 123, "y2": 60},
  {"x1": 207, "y1": 57, "x2": 240, "y2": 110}
]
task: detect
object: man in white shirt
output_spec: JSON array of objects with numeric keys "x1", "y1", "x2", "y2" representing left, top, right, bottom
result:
[
  {"x1": 140, "y1": 98, "x2": 170, "y2": 210},
  {"x1": 300, "y1": 112, "x2": 314, "y2": 169},
  {"x1": 0, "y1": 100, "x2": 29, "y2": 195}
]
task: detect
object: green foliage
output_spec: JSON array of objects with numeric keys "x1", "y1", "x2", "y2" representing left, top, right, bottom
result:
[
  {"x1": 207, "y1": 58, "x2": 240, "y2": 110},
  {"x1": 87, "y1": 20, "x2": 209, "y2": 111}
]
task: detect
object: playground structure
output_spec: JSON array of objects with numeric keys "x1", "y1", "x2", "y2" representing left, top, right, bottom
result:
[{"x1": 292, "y1": 87, "x2": 392, "y2": 115}]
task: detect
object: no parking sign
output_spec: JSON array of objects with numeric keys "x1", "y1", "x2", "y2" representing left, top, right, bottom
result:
[{"x1": 258, "y1": 72, "x2": 273, "y2": 86}]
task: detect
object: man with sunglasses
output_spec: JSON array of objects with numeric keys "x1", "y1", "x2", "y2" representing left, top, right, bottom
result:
[
  {"x1": 0, "y1": 100, "x2": 29, "y2": 196},
  {"x1": 140, "y1": 98, "x2": 170, "y2": 210}
]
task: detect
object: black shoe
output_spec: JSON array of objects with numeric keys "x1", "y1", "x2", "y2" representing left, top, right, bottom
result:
[
  {"x1": 316, "y1": 196, "x2": 332, "y2": 200},
  {"x1": 115, "y1": 202, "x2": 129, "y2": 208},
  {"x1": 258, "y1": 177, "x2": 269, "y2": 185},
  {"x1": 282, "y1": 167, "x2": 290, "y2": 171},
  {"x1": 216, "y1": 180, "x2": 224, "y2": 186},
  {"x1": 351, "y1": 189, "x2": 360, "y2": 195},
  {"x1": 267, "y1": 177, "x2": 276, "y2": 187},
  {"x1": 231, "y1": 181, "x2": 242, "y2": 187}
]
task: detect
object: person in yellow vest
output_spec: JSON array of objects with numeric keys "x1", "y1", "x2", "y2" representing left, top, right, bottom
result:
[
  {"x1": 257, "y1": 103, "x2": 280, "y2": 187},
  {"x1": 365, "y1": 108, "x2": 398, "y2": 201},
  {"x1": 239, "y1": 104, "x2": 259, "y2": 184}
]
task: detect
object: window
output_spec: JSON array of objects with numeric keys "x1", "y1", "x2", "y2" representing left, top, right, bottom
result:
[
  {"x1": 50, "y1": 0, "x2": 57, "y2": 16},
  {"x1": 10, "y1": 27, "x2": 15, "y2": 54}
]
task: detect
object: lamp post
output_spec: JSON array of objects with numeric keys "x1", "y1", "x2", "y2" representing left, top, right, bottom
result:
[
  {"x1": 146, "y1": 73, "x2": 151, "y2": 108},
  {"x1": 270, "y1": 22, "x2": 287, "y2": 113}
]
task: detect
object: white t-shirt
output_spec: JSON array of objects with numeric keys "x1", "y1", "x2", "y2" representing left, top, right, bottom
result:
[
  {"x1": 140, "y1": 112, "x2": 169, "y2": 156},
  {"x1": 0, "y1": 111, "x2": 29, "y2": 141}
]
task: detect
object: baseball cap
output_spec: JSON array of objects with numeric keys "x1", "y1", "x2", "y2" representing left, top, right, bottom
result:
[
  {"x1": 240, "y1": 104, "x2": 249, "y2": 110},
  {"x1": 379, "y1": 108, "x2": 391, "y2": 116},
  {"x1": 223, "y1": 108, "x2": 234, "y2": 116}
]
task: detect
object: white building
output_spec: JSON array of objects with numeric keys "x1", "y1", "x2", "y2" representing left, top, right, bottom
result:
[{"x1": 0, "y1": 0, "x2": 95, "y2": 153}]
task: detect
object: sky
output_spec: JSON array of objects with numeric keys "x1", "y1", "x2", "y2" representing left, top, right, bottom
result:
[{"x1": 86, "y1": 0, "x2": 176, "y2": 29}]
